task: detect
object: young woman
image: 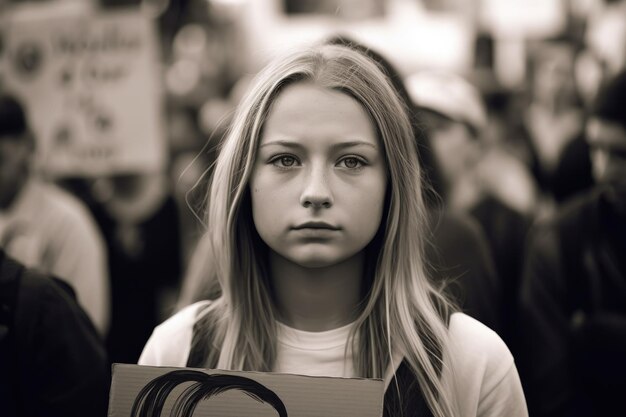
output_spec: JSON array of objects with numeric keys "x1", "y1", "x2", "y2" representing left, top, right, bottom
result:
[{"x1": 139, "y1": 44, "x2": 527, "y2": 417}]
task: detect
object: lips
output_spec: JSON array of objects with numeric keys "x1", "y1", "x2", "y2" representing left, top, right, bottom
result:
[{"x1": 292, "y1": 221, "x2": 340, "y2": 231}]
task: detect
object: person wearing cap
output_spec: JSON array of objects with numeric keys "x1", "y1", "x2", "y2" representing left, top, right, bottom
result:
[
  {"x1": 0, "y1": 94, "x2": 110, "y2": 336},
  {"x1": 405, "y1": 71, "x2": 535, "y2": 344},
  {"x1": 517, "y1": 70, "x2": 626, "y2": 417},
  {"x1": 405, "y1": 71, "x2": 537, "y2": 216}
]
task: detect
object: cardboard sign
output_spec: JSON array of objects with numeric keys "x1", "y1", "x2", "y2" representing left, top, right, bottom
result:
[
  {"x1": 109, "y1": 364, "x2": 384, "y2": 417},
  {"x1": 1, "y1": 8, "x2": 166, "y2": 177}
]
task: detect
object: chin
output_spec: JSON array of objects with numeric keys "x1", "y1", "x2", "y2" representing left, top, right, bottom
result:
[
  {"x1": 286, "y1": 248, "x2": 353, "y2": 269},
  {"x1": 265, "y1": 244, "x2": 337, "y2": 268},
  {"x1": 290, "y1": 255, "x2": 342, "y2": 269}
]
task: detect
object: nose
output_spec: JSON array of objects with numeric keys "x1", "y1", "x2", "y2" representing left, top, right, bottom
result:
[{"x1": 300, "y1": 165, "x2": 333, "y2": 209}]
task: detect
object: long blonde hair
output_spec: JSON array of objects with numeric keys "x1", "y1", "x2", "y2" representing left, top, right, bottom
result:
[{"x1": 192, "y1": 44, "x2": 458, "y2": 417}]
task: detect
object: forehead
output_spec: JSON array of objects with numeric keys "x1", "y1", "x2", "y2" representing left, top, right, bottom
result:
[
  {"x1": 587, "y1": 118, "x2": 626, "y2": 149},
  {"x1": 261, "y1": 82, "x2": 378, "y2": 146}
]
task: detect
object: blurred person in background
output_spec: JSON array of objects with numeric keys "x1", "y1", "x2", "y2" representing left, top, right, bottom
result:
[
  {"x1": 482, "y1": 89, "x2": 545, "y2": 208},
  {"x1": 167, "y1": 103, "x2": 218, "y2": 267},
  {"x1": 525, "y1": 39, "x2": 594, "y2": 205},
  {"x1": 517, "y1": 70, "x2": 626, "y2": 417},
  {"x1": 545, "y1": 0, "x2": 626, "y2": 207},
  {"x1": 94, "y1": 172, "x2": 182, "y2": 365},
  {"x1": 0, "y1": 94, "x2": 110, "y2": 336},
  {"x1": 406, "y1": 72, "x2": 536, "y2": 343},
  {"x1": 62, "y1": 171, "x2": 183, "y2": 365},
  {"x1": 0, "y1": 248, "x2": 109, "y2": 417},
  {"x1": 584, "y1": 0, "x2": 626, "y2": 85}
]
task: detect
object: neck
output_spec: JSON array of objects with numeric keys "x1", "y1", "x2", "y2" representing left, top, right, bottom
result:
[{"x1": 270, "y1": 252, "x2": 364, "y2": 332}]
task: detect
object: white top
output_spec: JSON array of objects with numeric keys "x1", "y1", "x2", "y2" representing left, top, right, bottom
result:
[
  {"x1": 139, "y1": 302, "x2": 528, "y2": 416},
  {"x1": 0, "y1": 179, "x2": 110, "y2": 335},
  {"x1": 275, "y1": 320, "x2": 355, "y2": 377}
]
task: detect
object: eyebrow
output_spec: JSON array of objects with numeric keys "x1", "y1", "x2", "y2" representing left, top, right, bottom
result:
[{"x1": 260, "y1": 139, "x2": 378, "y2": 150}]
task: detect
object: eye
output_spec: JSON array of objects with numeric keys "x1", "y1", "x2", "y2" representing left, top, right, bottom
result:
[
  {"x1": 270, "y1": 154, "x2": 299, "y2": 168},
  {"x1": 279, "y1": 156, "x2": 296, "y2": 167},
  {"x1": 337, "y1": 156, "x2": 365, "y2": 170}
]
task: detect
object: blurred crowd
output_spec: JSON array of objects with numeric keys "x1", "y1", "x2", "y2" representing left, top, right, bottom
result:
[{"x1": 1, "y1": 0, "x2": 625, "y2": 416}]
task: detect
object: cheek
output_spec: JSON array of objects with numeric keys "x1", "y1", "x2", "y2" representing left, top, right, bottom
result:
[
  {"x1": 430, "y1": 133, "x2": 450, "y2": 158},
  {"x1": 250, "y1": 180, "x2": 275, "y2": 234},
  {"x1": 432, "y1": 129, "x2": 464, "y2": 156},
  {"x1": 249, "y1": 169, "x2": 293, "y2": 242},
  {"x1": 431, "y1": 136, "x2": 462, "y2": 172},
  {"x1": 346, "y1": 173, "x2": 387, "y2": 240}
]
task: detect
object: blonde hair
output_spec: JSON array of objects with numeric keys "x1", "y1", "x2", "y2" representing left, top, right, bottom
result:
[{"x1": 192, "y1": 44, "x2": 458, "y2": 417}]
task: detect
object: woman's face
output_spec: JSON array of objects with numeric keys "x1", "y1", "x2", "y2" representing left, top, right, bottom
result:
[
  {"x1": 422, "y1": 111, "x2": 477, "y2": 182},
  {"x1": 250, "y1": 82, "x2": 388, "y2": 269}
]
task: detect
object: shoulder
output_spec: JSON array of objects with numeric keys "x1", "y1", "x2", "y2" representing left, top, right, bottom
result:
[
  {"x1": 11, "y1": 259, "x2": 70, "y2": 313},
  {"x1": 138, "y1": 301, "x2": 211, "y2": 367},
  {"x1": 46, "y1": 184, "x2": 99, "y2": 226},
  {"x1": 29, "y1": 182, "x2": 100, "y2": 234},
  {"x1": 17, "y1": 269, "x2": 84, "y2": 324},
  {"x1": 30, "y1": 181, "x2": 82, "y2": 215},
  {"x1": 15, "y1": 267, "x2": 105, "y2": 357},
  {"x1": 448, "y1": 313, "x2": 512, "y2": 375},
  {"x1": 446, "y1": 313, "x2": 527, "y2": 416}
]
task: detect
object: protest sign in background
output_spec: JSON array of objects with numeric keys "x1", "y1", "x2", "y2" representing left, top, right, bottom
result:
[{"x1": 1, "y1": 7, "x2": 166, "y2": 177}]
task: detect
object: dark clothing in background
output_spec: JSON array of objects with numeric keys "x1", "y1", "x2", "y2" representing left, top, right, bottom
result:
[
  {"x1": 96, "y1": 196, "x2": 182, "y2": 365},
  {"x1": 470, "y1": 196, "x2": 530, "y2": 342},
  {"x1": 551, "y1": 135, "x2": 594, "y2": 204},
  {"x1": 518, "y1": 187, "x2": 626, "y2": 417},
  {"x1": 427, "y1": 210, "x2": 501, "y2": 333},
  {"x1": 0, "y1": 250, "x2": 109, "y2": 417}
]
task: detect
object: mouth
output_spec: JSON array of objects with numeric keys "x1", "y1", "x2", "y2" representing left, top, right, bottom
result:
[{"x1": 292, "y1": 221, "x2": 340, "y2": 231}]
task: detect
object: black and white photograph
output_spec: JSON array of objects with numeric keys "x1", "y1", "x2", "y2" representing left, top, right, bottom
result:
[{"x1": 1, "y1": 0, "x2": 625, "y2": 416}]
